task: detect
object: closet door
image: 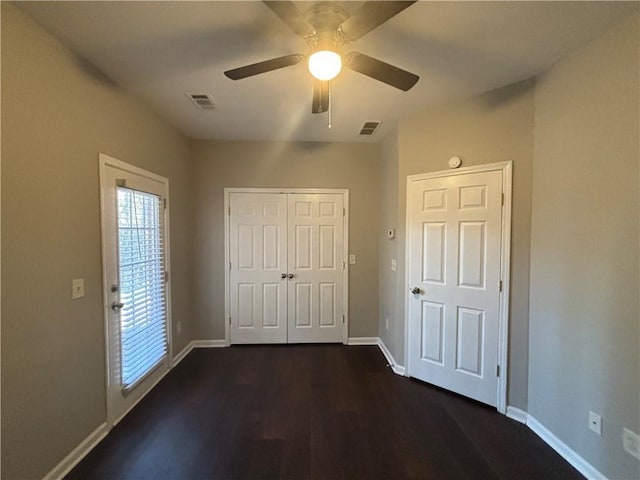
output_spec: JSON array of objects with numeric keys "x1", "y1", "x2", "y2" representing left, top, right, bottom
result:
[
  {"x1": 287, "y1": 194, "x2": 344, "y2": 343},
  {"x1": 229, "y1": 193, "x2": 288, "y2": 343}
]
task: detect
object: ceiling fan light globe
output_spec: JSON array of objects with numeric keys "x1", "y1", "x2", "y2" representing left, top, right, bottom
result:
[{"x1": 308, "y1": 50, "x2": 342, "y2": 81}]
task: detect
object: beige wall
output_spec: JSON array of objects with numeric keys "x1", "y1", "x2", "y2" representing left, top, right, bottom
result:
[
  {"x1": 529, "y1": 14, "x2": 639, "y2": 480},
  {"x1": 378, "y1": 128, "x2": 402, "y2": 356},
  {"x1": 191, "y1": 140, "x2": 380, "y2": 340},
  {"x1": 378, "y1": 79, "x2": 535, "y2": 409},
  {"x1": 1, "y1": 5, "x2": 193, "y2": 479},
  {"x1": 3, "y1": 3, "x2": 638, "y2": 479}
]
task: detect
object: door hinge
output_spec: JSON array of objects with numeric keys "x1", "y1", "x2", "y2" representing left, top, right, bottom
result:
[
  {"x1": 342, "y1": 260, "x2": 345, "y2": 270},
  {"x1": 163, "y1": 198, "x2": 167, "y2": 209},
  {"x1": 343, "y1": 207, "x2": 346, "y2": 217},
  {"x1": 501, "y1": 193, "x2": 505, "y2": 206},
  {"x1": 228, "y1": 205, "x2": 231, "y2": 216},
  {"x1": 497, "y1": 365, "x2": 500, "y2": 377},
  {"x1": 342, "y1": 315, "x2": 345, "y2": 324},
  {"x1": 229, "y1": 317, "x2": 231, "y2": 325},
  {"x1": 229, "y1": 261, "x2": 232, "y2": 271},
  {"x1": 499, "y1": 280, "x2": 503, "y2": 292},
  {"x1": 164, "y1": 271, "x2": 169, "y2": 283}
]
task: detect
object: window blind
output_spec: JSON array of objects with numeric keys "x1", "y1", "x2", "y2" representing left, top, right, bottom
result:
[{"x1": 116, "y1": 187, "x2": 167, "y2": 390}]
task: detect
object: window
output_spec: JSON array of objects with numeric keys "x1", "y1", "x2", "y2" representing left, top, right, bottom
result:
[{"x1": 116, "y1": 187, "x2": 167, "y2": 389}]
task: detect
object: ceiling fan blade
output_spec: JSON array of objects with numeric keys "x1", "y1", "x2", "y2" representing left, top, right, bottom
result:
[
  {"x1": 345, "y1": 52, "x2": 419, "y2": 91},
  {"x1": 224, "y1": 54, "x2": 305, "y2": 80},
  {"x1": 312, "y1": 80, "x2": 329, "y2": 114},
  {"x1": 264, "y1": 1, "x2": 315, "y2": 37},
  {"x1": 339, "y1": 1, "x2": 416, "y2": 41}
]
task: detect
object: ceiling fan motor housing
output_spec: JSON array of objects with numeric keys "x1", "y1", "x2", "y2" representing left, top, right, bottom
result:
[{"x1": 304, "y1": 3, "x2": 350, "y2": 52}]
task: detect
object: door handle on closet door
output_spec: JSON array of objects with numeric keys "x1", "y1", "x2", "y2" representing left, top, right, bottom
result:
[
  {"x1": 281, "y1": 273, "x2": 287, "y2": 279},
  {"x1": 288, "y1": 273, "x2": 294, "y2": 279}
]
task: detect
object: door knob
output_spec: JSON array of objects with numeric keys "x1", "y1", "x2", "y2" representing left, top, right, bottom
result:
[
  {"x1": 410, "y1": 287, "x2": 421, "y2": 295},
  {"x1": 288, "y1": 273, "x2": 294, "y2": 279},
  {"x1": 281, "y1": 273, "x2": 287, "y2": 279},
  {"x1": 111, "y1": 301, "x2": 125, "y2": 311}
]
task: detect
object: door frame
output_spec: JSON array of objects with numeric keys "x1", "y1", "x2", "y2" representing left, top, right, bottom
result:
[
  {"x1": 99, "y1": 153, "x2": 174, "y2": 426},
  {"x1": 224, "y1": 188, "x2": 350, "y2": 345},
  {"x1": 404, "y1": 161, "x2": 512, "y2": 414}
]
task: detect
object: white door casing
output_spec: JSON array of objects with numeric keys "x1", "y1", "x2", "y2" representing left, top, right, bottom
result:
[
  {"x1": 229, "y1": 193, "x2": 288, "y2": 343},
  {"x1": 99, "y1": 154, "x2": 173, "y2": 426},
  {"x1": 406, "y1": 162, "x2": 512, "y2": 411},
  {"x1": 288, "y1": 193, "x2": 344, "y2": 343},
  {"x1": 225, "y1": 188, "x2": 349, "y2": 345}
]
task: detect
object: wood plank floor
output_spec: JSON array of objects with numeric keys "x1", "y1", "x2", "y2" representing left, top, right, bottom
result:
[{"x1": 67, "y1": 345, "x2": 582, "y2": 480}]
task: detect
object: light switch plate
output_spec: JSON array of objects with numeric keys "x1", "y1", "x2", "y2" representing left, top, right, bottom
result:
[
  {"x1": 391, "y1": 259, "x2": 397, "y2": 271},
  {"x1": 71, "y1": 278, "x2": 85, "y2": 299},
  {"x1": 348, "y1": 254, "x2": 356, "y2": 265}
]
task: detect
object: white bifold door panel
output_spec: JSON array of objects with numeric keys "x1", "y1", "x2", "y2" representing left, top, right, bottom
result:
[
  {"x1": 407, "y1": 170, "x2": 503, "y2": 407},
  {"x1": 229, "y1": 191, "x2": 345, "y2": 344}
]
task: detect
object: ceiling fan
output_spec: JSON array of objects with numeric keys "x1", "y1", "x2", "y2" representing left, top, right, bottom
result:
[{"x1": 224, "y1": 1, "x2": 420, "y2": 114}]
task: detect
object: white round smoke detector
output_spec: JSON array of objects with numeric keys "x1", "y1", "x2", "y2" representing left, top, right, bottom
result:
[{"x1": 448, "y1": 156, "x2": 462, "y2": 169}]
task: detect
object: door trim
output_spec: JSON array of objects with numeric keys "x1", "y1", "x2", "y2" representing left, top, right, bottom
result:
[
  {"x1": 404, "y1": 161, "x2": 512, "y2": 414},
  {"x1": 224, "y1": 188, "x2": 350, "y2": 345},
  {"x1": 98, "y1": 153, "x2": 174, "y2": 425}
]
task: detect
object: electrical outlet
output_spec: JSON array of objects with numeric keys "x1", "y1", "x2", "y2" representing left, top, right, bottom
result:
[
  {"x1": 391, "y1": 259, "x2": 396, "y2": 271},
  {"x1": 71, "y1": 278, "x2": 85, "y2": 299},
  {"x1": 589, "y1": 411, "x2": 602, "y2": 436},
  {"x1": 177, "y1": 320, "x2": 182, "y2": 334},
  {"x1": 623, "y1": 428, "x2": 640, "y2": 460},
  {"x1": 385, "y1": 318, "x2": 389, "y2": 331}
]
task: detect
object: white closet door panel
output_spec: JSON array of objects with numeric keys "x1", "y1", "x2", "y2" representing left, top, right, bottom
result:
[
  {"x1": 287, "y1": 194, "x2": 344, "y2": 343},
  {"x1": 229, "y1": 193, "x2": 287, "y2": 344}
]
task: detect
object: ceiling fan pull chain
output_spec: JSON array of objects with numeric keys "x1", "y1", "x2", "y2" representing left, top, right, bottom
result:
[{"x1": 328, "y1": 81, "x2": 332, "y2": 129}]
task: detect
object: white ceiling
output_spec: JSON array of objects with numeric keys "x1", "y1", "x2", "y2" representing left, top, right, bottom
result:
[{"x1": 17, "y1": 1, "x2": 638, "y2": 143}]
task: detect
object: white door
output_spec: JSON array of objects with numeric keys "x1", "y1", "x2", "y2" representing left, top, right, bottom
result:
[
  {"x1": 228, "y1": 191, "x2": 346, "y2": 344},
  {"x1": 101, "y1": 156, "x2": 171, "y2": 425},
  {"x1": 229, "y1": 193, "x2": 288, "y2": 343},
  {"x1": 288, "y1": 194, "x2": 344, "y2": 343},
  {"x1": 407, "y1": 169, "x2": 503, "y2": 406}
]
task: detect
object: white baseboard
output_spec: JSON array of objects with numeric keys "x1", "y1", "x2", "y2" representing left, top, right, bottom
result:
[
  {"x1": 526, "y1": 415, "x2": 607, "y2": 480},
  {"x1": 377, "y1": 338, "x2": 406, "y2": 376},
  {"x1": 503, "y1": 408, "x2": 607, "y2": 479},
  {"x1": 506, "y1": 406, "x2": 528, "y2": 424},
  {"x1": 172, "y1": 342, "x2": 194, "y2": 366},
  {"x1": 347, "y1": 337, "x2": 379, "y2": 345},
  {"x1": 192, "y1": 339, "x2": 227, "y2": 348},
  {"x1": 42, "y1": 422, "x2": 110, "y2": 480}
]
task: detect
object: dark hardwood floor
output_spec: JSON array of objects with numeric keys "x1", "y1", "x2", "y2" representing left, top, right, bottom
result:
[{"x1": 67, "y1": 345, "x2": 582, "y2": 480}]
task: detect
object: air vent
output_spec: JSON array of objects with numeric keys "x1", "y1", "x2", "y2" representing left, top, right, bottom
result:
[
  {"x1": 186, "y1": 93, "x2": 215, "y2": 110},
  {"x1": 359, "y1": 121, "x2": 381, "y2": 136}
]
